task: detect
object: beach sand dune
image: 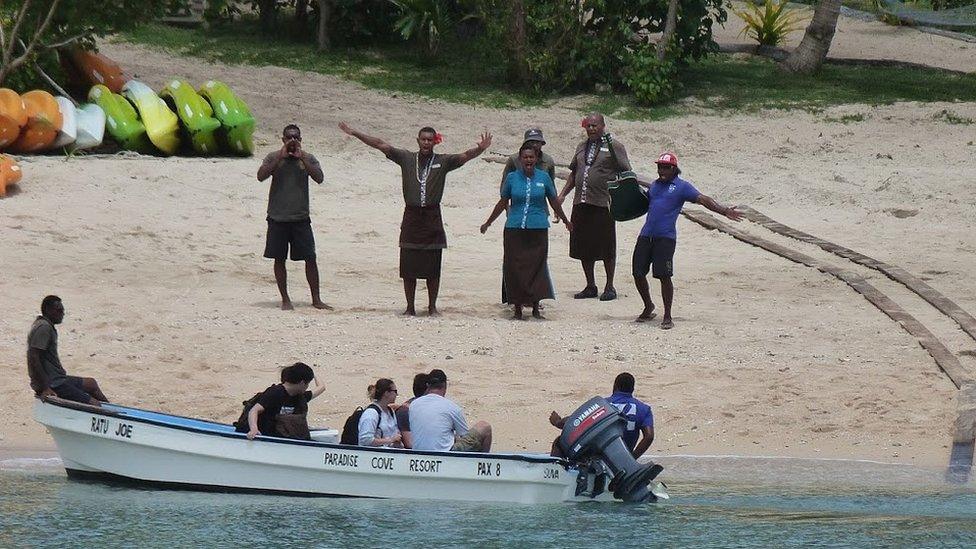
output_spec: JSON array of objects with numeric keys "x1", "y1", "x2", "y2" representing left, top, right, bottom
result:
[{"x1": 1, "y1": 33, "x2": 973, "y2": 467}]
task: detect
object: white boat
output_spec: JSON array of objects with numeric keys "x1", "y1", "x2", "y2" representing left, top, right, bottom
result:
[
  {"x1": 72, "y1": 103, "x2": 106, "y2": 151},
  {"x1": 34, "y1": 398, "x2": 666, "y2": 503},
  {"x1": 51, "y1": 96, "x2": 77, "y2": 149}
]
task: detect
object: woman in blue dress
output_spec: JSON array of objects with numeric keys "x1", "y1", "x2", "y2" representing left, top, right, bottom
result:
[{"x1": 481, "y1": 144, "x2": 572, "y2": 319}]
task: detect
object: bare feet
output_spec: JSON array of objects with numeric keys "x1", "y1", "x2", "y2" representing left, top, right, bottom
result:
[
  {"x1": 532, "y1": 304, "x2": 545, "y2": 319},
  {"x1": 513, "y1": 305, "x2": 524, "y2": 320},
  {"x1": 428, "y1": 307, "x2": 441, "y2": 317},
  {"x1": 402, "y1": 307, "x2": 416, "y2": 316},
  {"x1": 281, "y1": 300, "x2": 294, "y2": 311},
  {"x1": 661, "y1": 317, "x2": 674, "y2": 330},
  {"x1": 311, "y1": 300, "x2": 334, "y2": 310},
  {"x1": 636, "y1": 304, "x2": 656, "y2": 323}
]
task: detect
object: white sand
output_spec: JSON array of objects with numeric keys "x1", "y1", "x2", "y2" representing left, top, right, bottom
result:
[{"x1": 1, "y1": 21, "x2": 974, "y2": 467}]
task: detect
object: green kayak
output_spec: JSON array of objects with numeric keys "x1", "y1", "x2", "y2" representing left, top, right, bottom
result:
[
  {"x1": 88, "y1": 84, "x2": 153, "y2": 153},
  {"x1": 159, "y1": 79, "x2": 221, "y2": 155},
  {"x1": 198, "y1": 80, "x2": 255, "y2": 156}
]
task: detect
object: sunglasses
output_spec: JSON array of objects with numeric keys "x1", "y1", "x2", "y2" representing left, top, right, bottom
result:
[{"x1": 388, "y1": 389, "x2": 398, "y2": 394}]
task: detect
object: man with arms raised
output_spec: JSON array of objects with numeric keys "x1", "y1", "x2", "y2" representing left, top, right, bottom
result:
[
  {"x1": 633, "y1": 152, "x2": 741, "y2": 329},
  {"x1": 256, "y1": 124, "x2": 329, "y2": 311},
  {"x1": 557, "y1": 113, "x2": 629, "y2": 302},
  {"x1": 408, "y1": 369, "x2": 492, "y2": 452},
  {"x1": 339, "y1": 122, "x2": 491, "y2": 316},
  {"x1": 27, "y1": 295, "x2": 108, "y2": 406}
]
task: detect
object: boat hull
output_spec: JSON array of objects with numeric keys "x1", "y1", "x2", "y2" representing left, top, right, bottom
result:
[{"x1": 34, "y1": 399, "x2": 596, "y2": 504}]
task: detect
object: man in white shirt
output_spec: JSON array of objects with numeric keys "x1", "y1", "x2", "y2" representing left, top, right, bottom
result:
[{"x1": 408, "y1": 369, "x2": 492, "y2": 452}]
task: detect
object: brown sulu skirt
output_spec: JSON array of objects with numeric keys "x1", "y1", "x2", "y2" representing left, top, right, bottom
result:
[
  {"x1": 569, "y1": 203, "x2": 616, "y2": 261},
  {"x1": 399, "y1": 205, "x2": 446, "y2": 280},
  {"x1": 503, "y1": 228, "x2": 555, "y2": 305}
]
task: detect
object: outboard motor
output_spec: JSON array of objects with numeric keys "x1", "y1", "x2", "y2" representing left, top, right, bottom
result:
[{"x1": 559, "y1": 397, "x2": 664, "y2": 502}]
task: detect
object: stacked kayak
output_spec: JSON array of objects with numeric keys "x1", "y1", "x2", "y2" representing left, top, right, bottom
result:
[
  {"x1": 0, "y1": 88, "x2": 106, "y2": 153},
  {"x1": 159, "y1": 79, "x2": 221, "y2": 155},
  {"x1": 199, "y1": 80, "x2": 255, "y2": 156},
  {"x1": 61, "y1": 48, "x2": 129, "y2": 94},
  {"x1": 122, "y1": 80, "x2": 181, "y2": 156},
  {"x1": 88, "y1": 84, "x2": 152, "y2": 153},
  {"x1": 0, "y1": 154, "x2": 23, "y2": 197}
]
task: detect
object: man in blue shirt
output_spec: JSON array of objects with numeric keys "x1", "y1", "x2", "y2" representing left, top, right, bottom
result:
[
  {"x1": 549, "y1": 372, "x2": 655, "y2": 458},
  {"x1": 634, "y1": 152, "x2": 742, "y2": 329}
]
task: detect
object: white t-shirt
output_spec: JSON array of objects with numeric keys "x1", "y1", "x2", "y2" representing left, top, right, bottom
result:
[
  {"x1": 358, "y1": 403, "x2": 399, "y2": 446},
  {"x1": 407, "y1": 393, "x2": 469, "y2": 451}
]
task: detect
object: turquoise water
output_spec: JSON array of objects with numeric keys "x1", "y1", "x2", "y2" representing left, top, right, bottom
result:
[{"x1": 1, "y1": 456, "x2": 974, "y2": 547}]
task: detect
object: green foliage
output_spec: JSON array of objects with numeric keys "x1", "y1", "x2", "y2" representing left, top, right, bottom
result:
[
  {"x1": 623, "y1": 44, "x2": 679, "y2": 105},
  {"x1": 733, "y1": 0, "x2": 808, "y2": 46},
  {"x1": 480, "y1": 0, "x2": 728, "y2": 93},
  {"x1": 934, "y1": 109, "x2": 974, "y2": 124},
  {"x1": 389, "y1": 0, "x2": 455, "y2": 56},
  {"x1": 0, "y1": 0, "x2": 169, "y2": 87}
]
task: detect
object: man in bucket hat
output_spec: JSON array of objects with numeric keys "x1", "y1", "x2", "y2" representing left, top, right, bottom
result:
[
  {"x1": 633, "y1": 152, "x2": 742, "y2": 329},
  {"x1": 499, "y1": 128, "x2": 556, "y2": 192}
]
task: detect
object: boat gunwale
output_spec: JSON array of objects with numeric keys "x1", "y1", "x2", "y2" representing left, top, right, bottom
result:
[{"x1": 38, "y1": 396, "x2": 571, "y2": 467}]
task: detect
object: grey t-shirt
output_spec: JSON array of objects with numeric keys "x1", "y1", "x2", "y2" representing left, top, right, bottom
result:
[
  {"x1": 568, "y1": 138, "x2": 631, "y2": 208},
  {"x1": 27, "y1": 316, "x2": 66, "y2": 391},
  {"x1": 407, "y1": 393, "x2": 469, "y2": 452},
  {"x1": 265, "y1": 152, "x2": 322, "y2": 222},
  {"x1": 385, "y1": 148, "x2": 464, "y2": 207}
]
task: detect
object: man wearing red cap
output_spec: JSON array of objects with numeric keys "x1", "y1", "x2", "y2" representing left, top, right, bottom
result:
[{"x1": 634, "y1": 152, "x2": 742, "y2": 329}]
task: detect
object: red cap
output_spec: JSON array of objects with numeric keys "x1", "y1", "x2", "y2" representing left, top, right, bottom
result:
[{"x1": 655, "y1": 152, "x2": 678, "y2": 166}]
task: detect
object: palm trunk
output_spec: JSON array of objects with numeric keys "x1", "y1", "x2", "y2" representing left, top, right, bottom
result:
[
  {"x1": 657, "y1": 0, "x2": 679, "y2": 61},
  {"x1": 317, "y1": 0, "x2": 331, "y2": 50},
  {"x1": 510, "y1": 0, "x2": 530, "y2": 87},
  {"x1": 781, "y1": 0, "x2": 841, "y2": 74}
]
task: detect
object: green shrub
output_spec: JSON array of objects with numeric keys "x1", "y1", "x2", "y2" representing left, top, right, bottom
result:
[
  {"x1": 733, "y1": 0, "x2": 808, "y2": 47},
  {"x1": 624, "y1": 44, "x2": 679, "y2": 105}
]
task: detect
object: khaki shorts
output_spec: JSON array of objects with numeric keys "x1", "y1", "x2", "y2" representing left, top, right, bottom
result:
[{"x1": 451, "y1": 430, "x2": 482, "y2": 452}]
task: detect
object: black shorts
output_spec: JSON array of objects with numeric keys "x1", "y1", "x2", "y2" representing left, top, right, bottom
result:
[
  {"x1": 633, "y1": 236, "x2": 676, "y2": 279},
  {"x1": 53, "y1": 376, "x2": 91, "y2": 403},
  {"x1": 264, "y1": 218, "x2": 316, "y2": 261}
]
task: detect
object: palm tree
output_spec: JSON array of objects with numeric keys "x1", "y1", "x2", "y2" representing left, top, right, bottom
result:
[{"x1": 781, "y1": 0, "x2": 841, "y2": 74}]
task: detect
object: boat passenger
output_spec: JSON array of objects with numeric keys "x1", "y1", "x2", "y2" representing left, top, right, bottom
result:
[
  {"x1": 358, "y1": 378, "x2": 402, "y2": 447},
  {"x1": 408, "y1": 369, "x2": 492, "y2": 453},
  {"x1": 235, "y1": 362, "x2": 325, "y2": 440},
  {"x1": 27, "y1": 295, "x2": 108, "y2": 406},
  {"x1": 549, "y1": 372, "x2": 654, "y2": 458},
  {"x1": 394, "y1": 372, "x2": 429, "y2": 449}
]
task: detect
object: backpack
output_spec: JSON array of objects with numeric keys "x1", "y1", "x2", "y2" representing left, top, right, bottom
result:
[
  {"x1": 233, "y1": 392, "x2": 264, "y2": 432},
  {"x1": 340, "y1": 403, "x2": 381, "y2": 445}
]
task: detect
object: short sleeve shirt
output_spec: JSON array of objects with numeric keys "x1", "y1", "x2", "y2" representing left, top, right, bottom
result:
[
  {"x1": 502, "y1": 169, "x2": 557, "y2": 229},
  {"x1": 568, "y1": 138, "x2": 631, "y2": 208},
  {"x1": 639, "y1": 176, "x2": 701, "y2": 240},
  {"x1": 253, "y1": 384, "x2": 311, "y2": 436},
  {"x1": 385, "y1": 148, "x2": 465, "y2": 207},
  {"x1": 407, "y1": 393, "x2": 469, "y2": 451},
  {"x1": 358, "y1": 403, "x2": 400, "y2": 446},
  {"x1": 27, "y1": 316, "x2": 66, "y2": 390},
  {"x1": 502, "y1": 152, "x2": 557, "y2": 185},
  {"x1": 264, "y1": 152, "x2": 321, "y2": 222},
  {"x1": 606, "y1": 391, "x2": 654, "y2": 452}
]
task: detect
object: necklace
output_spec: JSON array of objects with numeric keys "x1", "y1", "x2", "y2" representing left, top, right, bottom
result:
[{"x1": 416, "y1": 153, "x2": 435, "y2": 206}]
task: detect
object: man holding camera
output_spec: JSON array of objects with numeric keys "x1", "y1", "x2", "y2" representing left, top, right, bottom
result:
[{"x1": 256, "y1": 124, "x2": 330, "y2": 311}]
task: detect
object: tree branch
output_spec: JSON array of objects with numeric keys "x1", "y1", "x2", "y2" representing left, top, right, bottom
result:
[
  {"x1": 41, "y1": 31, "x2": 91, "y2": 51},
  {"x1": 1, "y1": 0, "x2": 33, "y2": 78},
  {"x1": 4, "y1": 0, "x2": 61, "y2": 80}
]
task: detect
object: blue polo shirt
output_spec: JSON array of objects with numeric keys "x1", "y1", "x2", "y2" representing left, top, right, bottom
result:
[
  {"x1": 502, "y1": 169, "x2": 557, "y2": 229},
  {"x1": 606, "y1": 391, "x2": 654, "y2": 451},
  {"x1": 639, "y1": 176, "x2": 700, "y2": 240}
]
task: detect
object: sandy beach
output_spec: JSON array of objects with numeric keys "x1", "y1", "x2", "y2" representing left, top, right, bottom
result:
[{"x1": 2, "y1": 13, "x2": 974, "y2": 468}]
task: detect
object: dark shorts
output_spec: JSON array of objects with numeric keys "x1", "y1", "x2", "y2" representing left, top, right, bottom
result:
[
  {"x1": 569, "y1": 203, "x2": 616, "y2": 261},
  {"x1": 264, "y1": 218, "x2": 316, "y2": 261},
  {"x1": 633, "y1": 236, "x2": 676, "y2": 279},
  {"x1": 52, "y1": 376, "x2": 91, "y2": 404}
]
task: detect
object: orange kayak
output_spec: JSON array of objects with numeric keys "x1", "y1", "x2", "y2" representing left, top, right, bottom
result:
[
  {"x1": 62, "y1": 48, "x2": 128, "y2": 94},
  {"x1": 1, "y1": 154, "x2": 23, "y2": 197},
  {"x1": 8, "y1": 90, "x2": 63, "y2": 153},
  {"x1": 0, "y1": 88, "x2": 27, "y2": 150}
]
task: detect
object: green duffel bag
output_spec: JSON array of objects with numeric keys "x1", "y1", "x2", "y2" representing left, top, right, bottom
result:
[{"x1": 608, "y1": 170, "x2": 648, "y2": 222}]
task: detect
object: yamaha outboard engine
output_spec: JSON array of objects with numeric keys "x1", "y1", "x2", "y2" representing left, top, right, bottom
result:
[{"x1": 559, "y1": 397, "x2": 664, "y2": 502}]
